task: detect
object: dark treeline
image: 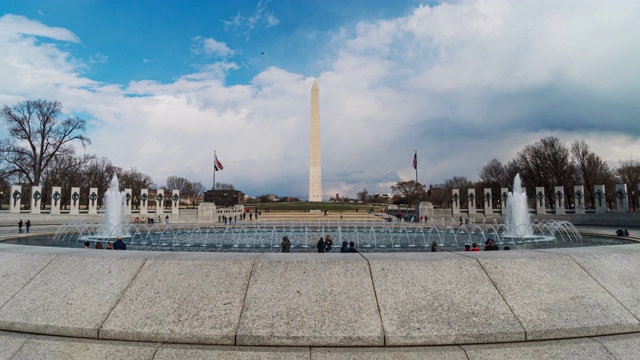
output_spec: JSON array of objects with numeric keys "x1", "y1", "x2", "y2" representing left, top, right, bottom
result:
[
  {"x1": 0, "y1": 99, "x2": 205, "y2": 209},
  {"x1": 388, "y1": 137, "x2": 640, "y2": 210}
]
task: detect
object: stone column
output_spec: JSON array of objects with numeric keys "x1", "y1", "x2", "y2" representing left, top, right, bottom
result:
[
  {"x1": 156, "y1": 188, "x2": 164, "y2": 215},
  {"x1": 51, "y1": 186, "x2": 62, "y2": 215},
  {"x1": 615, "y1": 184, "x2": 629, "y2": 213},
  {"x1": 171, "y1": 190, "x2": 180, "y2": 215},
  {"x1": 140, "y1": 189, "x2": 149, "y2": 215},
  {"x1": 451, "y1": 189, "x2": 460, "y2": 215},
  {"x1": 70, "y1": 187, "x2": 80, "y2": 215},
  {"x1": 467, "y1": 189, "x2": 476, "y2": 215},
  {"x1": 10, "y1": 185, "x2": 21, "y2": 214},
  {"x1": 88, "y1": 188, "x2": 98, "y2": 215},
  {"x1": 535, "y1": 187, "x2": 545, "y2": 215},
  {"x1": 574, "y1": 185, "x2": 585, "y2": 215},
  {"x1": 554, "y1": 186, "x2": 565, "y2": 215},
  {"x1": 124, "y1": 188, "x2": 132, "y2": 215},
  {"x1": 594, "y1": 185, "x2": 606, "y2": 214},
  {"x1": 30, "y1": 186, "x2": 42, "y2": 214},
  {"x1": 483, "y1": 188, "x2": 492, "y2": 215},
  {"x1": 500, "y1": 187, "x2": 508, "y2": 215}
]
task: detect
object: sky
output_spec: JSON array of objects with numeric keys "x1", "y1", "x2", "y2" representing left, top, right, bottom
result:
[{"x1": 0, "y1": 0, "x2": 639, "y2": 198}]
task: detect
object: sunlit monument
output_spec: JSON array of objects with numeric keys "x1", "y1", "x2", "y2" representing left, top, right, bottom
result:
[{"x1": 309, "y1": 80, "x2": 322, "y2": 202}]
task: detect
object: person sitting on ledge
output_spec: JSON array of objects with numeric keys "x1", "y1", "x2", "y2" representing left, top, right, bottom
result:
[
  {"x1": 616, "y1": 229, "x2": 624, "y2": 236},
  {"x1": 83, "y1": 241, "x2": 90, "y2": 249},
  {"x1": 465, "y1": 244, "x2": 471, "y2": 251},
  {"x1": 113, "y1": 236, "x2": 127, "y2": 250},
  {"x1": 348, "y1": 241, "x2": 358, "y2": 253},
  {"x1": 472, "y1": 243, "x2": 480, "y2": 252},
  {"x1": 340, "y1": 241, "x2": 349, "y2": 253},
  {"x1": 95, "y1": 242, "x2": 103, "y2": 249},
  {"x1": 625, "y1": 229, "x2": 630, "y2": 236},
  {"x1": 106, "y1": 242, "x2": 113, "y2": 250}
]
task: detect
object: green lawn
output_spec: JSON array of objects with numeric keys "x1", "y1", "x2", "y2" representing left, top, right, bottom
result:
[{"x1": 246, "y1": 202, "x2": 388, "y2": 212}]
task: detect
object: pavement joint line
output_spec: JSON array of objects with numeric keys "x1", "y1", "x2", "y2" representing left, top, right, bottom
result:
[
  {"x1": 97, "y1": 258, "x2": 148, "y2": 340},
  {"x1": 358, "y1": 252, "x2": 386, "y2": 346},
  {"x1": 0, "y1": 254, "x2": 58, "y2": 311},
  {"x1": 234, "y1": 252, "x2": 265, "y2": 346},
  {"x1": 474, "y1": 257, "x2": 528, "y2": 341},
  {"x1": 567, "y1": 254, "x2": 640, "y2": 324},
  {"x1": 589, "y1": 336, "x2": 618, "y2": 359}
]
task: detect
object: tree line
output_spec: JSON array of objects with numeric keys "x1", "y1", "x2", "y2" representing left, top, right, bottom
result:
[
  {"x1": 0, "y1": 99, "x2": 207, "y2": 209},
  {"x1": 379, "y1": 136, "x2": 640, "y2": 210}
]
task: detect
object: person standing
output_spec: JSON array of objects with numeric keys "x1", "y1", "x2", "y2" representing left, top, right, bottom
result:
[
  {"x1": 317, "y1": 237, "x2": 325, "y2": 253},
  {"x1": 18, "y1": 219, "x2": 23, "y2": 233},
  {"x1": 25, "y1": 220, "x2": 31, "y2": 233},
  {"x1": 165, "y1": 215, "x2": 169, "y2": 224},
  {"x1": 281, "y1": 236, "x2": 291, "y2": 253}
]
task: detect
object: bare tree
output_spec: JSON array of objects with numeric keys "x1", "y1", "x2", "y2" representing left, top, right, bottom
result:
[
  {"x1": 166, "y1": 176, "x2": 190, "y2": 192},
  {"x1": 117, "y1": 167, "x2": 154, "y2": 210},
  {"x1": 41, "y1": 152, "x2": 95, "y2": 209},
  {"x1": 570, "y1": 140, "x2": 613, "y2": 208},
  {"x1": 216, "y1": 182, "x2": 235, "y2": 190},
  {"x1": 356, "y1": 188, "x2": 369, "y2": 203},
  {"x1": 0, "y1": 100, "x2": 90, "y2": 186},
  {"x1": 615, "y1": 159, "x2": 640, "y2": 210},
  {"x1": 185, "y1": 181, "x2": 205, "y2": 208},
  {"x1": 391, "y1": 180, "x2": 427, "y2": 206}
]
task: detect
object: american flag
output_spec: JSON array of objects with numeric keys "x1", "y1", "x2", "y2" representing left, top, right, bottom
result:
[
  {"x1": 214, "y1": 154, "x2": 224, "y2": 171},
  {"x1": 413, "y1": 152, "x2": 417, "y2": 170}
]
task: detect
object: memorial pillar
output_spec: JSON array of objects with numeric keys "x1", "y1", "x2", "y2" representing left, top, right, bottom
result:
[
  {"x1": 574, "y1": 185, "x2": 585, "y2": 215},
  {"x1": 124, "y1": 188, "x2": 132, "y2": 215},
  {"x1": 615, "y1": 184, "x2": 629, "y2": 213},
  {"x1": 171, "y1": 190, "x2": 180, "y2": 215},
  {"x1": 467, "y1": 189, "x2": 476, "y2": 215},
  {"x1": 70, "y1": 187, "x2": 80, "y2": 215},
  {"x1": 140, "y1": 189, "x2": 149, "y2": 215},
  {"x1": 156, "y1": 188, "x2": 165, "y2": 215},
  {"x1": 451, "y1": 189, "x2": 460, "y2": 215},
  {"x1": 88, "y1": 188, "x2": 98, "y2": 215},
  {"x1": 594, "y1": 185, "x2": 606, "y2": 214},
  {"x1": 51, "y1": 186, "x2": 62, "y2": 215},
  {"x1": 535, "y1": 187, "x2": 545, "y2": 215},
  {"x1": 483, "y1": 188, "x2": 492, "y2": 215},
  {"x1": 10, "y1": 185, "x2": 22, "y2": 214},
  {"x1": 30, "y1": 186, "x2": 42, "y2": 214},
  {"x1": 554, "y1": 186, "x2": 565, "y2": 215},
  {"x1": 500, "y1": 187, "x2": 508, "y2": 215}
]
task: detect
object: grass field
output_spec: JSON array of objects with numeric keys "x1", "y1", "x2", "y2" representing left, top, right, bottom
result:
[{"x1": 245, "y1": 202, "x2": 392, "y2": 212}]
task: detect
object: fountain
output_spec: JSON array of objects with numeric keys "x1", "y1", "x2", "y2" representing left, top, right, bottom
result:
[
  {"x1": 97, "y1": 175, "x2": 128, "y2": 238},
  {"x1": 505, "y1": 174, "x2": 534, "y2": 237}
]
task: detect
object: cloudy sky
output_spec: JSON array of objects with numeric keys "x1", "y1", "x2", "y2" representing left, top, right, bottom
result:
[{"x1": 0, "y1": 0, "x2": 638, "y2": 198}]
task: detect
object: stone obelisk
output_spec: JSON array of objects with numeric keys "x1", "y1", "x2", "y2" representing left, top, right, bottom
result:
[{"x1": 309, "y1": 80, "x2": 322, "y2": 201}]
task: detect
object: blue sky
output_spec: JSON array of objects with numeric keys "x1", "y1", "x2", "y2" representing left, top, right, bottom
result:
[{"x1": 0, "y1": 0, "x2": 639, "y2": 198}]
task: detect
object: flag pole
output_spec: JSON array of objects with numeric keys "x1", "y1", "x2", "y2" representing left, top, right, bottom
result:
[
  {"x1": 415, "y1": 150, "x2": 418, "y2": 184},
  {"x1": 213, "y1": 150, "x2": 216, "y2": 191}
]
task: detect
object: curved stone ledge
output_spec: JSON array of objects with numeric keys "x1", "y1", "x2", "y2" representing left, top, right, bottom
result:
[{"x1": 0, "y1": 242, "x2": 639, "y2": 348}]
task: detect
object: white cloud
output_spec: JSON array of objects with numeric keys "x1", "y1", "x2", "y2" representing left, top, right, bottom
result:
[
  {"x1": 221, "y1": 0, "x2": 280, "y2": 40},
  {"x1": 0, "y1": 1, "x2": 639, "y2": 198},
  {"x1": 191, "y1": 36, "x2": 236, "y2": 58}
]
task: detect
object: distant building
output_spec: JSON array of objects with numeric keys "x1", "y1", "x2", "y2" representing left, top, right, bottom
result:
[{"x1": 204, "y1": 189, "x2": 245, "y2": 207}]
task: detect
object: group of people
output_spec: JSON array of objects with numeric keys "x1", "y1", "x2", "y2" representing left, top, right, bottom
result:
[
  {"x1": 280, "y1": 235, "x2": 358, "y2": 253},
  {"x1": 133, "y1": 215, "x2": 170, "y2": 224},
  {"x1": 83, "y1": 236, "x2": 127, "y2": 250},
  {"x1": 17, "y1": 219, "x2": 31, "y2": 233},
  {"x1": 616, "y1": 228, "x2": 630, "y2": 237},
  {"x1": 462, "y1": 239, "x2": 510, "y2": 251}
]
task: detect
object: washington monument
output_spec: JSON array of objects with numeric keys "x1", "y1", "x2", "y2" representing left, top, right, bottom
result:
[{"x1": 309, "y1": 80, "x2": 322, "y2": 201}]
